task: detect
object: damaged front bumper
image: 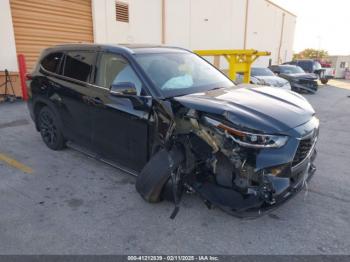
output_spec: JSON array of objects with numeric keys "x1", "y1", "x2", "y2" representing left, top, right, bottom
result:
[
  {"x1": 291, "y1": 81, "x2": 318, "y2": 93},
  {"x1": 193, "y1": 144, "x2": 317, "y2": 218}
]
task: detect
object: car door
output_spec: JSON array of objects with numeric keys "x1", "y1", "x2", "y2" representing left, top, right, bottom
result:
[
  {"x1": 54, "y1": 50, "x2": 97, "y2": 149},
  {"x1": 90, "y1": 52, "x2": 151, "y2": 172}
]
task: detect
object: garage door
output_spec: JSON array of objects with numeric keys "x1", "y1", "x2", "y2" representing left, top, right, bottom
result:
[{"x1": 10, "y1": 0, "x2": 93, "y2": 70}]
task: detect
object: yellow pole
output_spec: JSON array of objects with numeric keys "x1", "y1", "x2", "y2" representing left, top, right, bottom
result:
[{"x1": 194, "y1": 49, "x2": 271, "y2": 84}]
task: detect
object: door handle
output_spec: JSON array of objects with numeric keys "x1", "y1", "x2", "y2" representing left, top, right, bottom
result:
[{"x1": 91, "y1": 97, "x2": 104, "y2": 105}]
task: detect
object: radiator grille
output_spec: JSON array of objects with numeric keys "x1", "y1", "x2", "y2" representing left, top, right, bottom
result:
[{"x1": 292, "y1": 138, "x2": 314, "y2": 166}]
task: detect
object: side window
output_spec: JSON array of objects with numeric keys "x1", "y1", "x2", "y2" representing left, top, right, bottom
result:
[
  {"x1": 41, "y1": 52, "x2": 63, "y2": 73},
  {"x1": 96, "y1": 53, "x2": 143, "y2": 95},
  {"x1": 269, "y1": 66, "x2": 278, "y2": 73},
  {"x1": 277, "y1": 67, "x2": 285, "y2": 73},
  {"x1": 63, "y1": 51, "x2": 96, "y2": 82}
]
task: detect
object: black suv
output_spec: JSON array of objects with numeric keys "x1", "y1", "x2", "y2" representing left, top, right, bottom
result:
[
  {"x1": 269, "y1": 65, "x2": 319, "y2": 93},
  {"x1": 27, "y1": 44, "x2": 319, "y2": 217},
  {"x1": 284, "y1": 59, "x2": 333, "y2": 84}
]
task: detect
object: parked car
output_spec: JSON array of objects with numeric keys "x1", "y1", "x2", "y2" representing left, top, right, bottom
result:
[
  {"x1": 250, "y1": 67, "x2": 291, "y2": 90},
  {"x1": 27, "y1": 44, "x2": 319, "y2": 218},
  {"x1": 269, "y1": 65, "x2": 319, "y2": 93},
  {"x1": 284, "y1": 59, "x2": 335, "y2": 84}
]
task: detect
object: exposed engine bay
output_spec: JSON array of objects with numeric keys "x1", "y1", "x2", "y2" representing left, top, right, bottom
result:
[{"x1": 136, "y1": 95, "x2": 319, "y2": 218}]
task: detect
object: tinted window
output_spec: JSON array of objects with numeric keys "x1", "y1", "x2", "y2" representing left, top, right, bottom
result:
[
  {"x1": 280, "y1": 66, "x2": 304, "y2": 74},
  {"x1": 269, "y1": 66, "x2": 279, "y2": 73},
  {"x1": 41, "y1": 52, "x2": 63, "y2": 73},
  {"x1": 96, "y1": 53, "x2": 143, "y2": 95},
  {"x1": 63, "y1": 51, "x2": 95, "y2": 82},
  {"x1": 251, "y1": 68, "x2": 274, "y2": 76},
  {"x1": 297, "y1": 61, "x2": 312, "y2": 72}
]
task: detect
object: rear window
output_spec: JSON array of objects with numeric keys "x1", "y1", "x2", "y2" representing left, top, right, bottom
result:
[
  {"x1": 280, "y1": 66, "x2": 304, "y2": 74},
  {"x1": 63, "y1": 51, "x2": 96, "y2": 82},
  {"x1": 41, "y1": 52, "x2": 63, "y2": 73},
  {"x1": 297, "y1": 61, "x2": 313, "y2": 72}
]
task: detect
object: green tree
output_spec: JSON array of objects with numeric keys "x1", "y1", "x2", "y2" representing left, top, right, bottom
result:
[{"x1": 293, "y1": 48, "x2": 329, "y2": 60}]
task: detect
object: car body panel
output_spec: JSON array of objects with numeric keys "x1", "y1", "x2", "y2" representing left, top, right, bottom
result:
[
  {"x1": 249, "y1": 67, "x2": 291, "y2": 90},
  {"x1": 281, "y1": 72, "x2": 318, "y2": 80},
  {"x1": 251, "y1": 75, "x2": 291, "y2": 90},
  {"x1": 89, "y1": 86, "x2": 151, "y2": 171},
  {"x1": 174, "y1": 85, "x2": 314, "y2": 133}
]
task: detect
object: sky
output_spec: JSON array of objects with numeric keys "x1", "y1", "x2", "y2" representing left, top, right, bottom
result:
[{"x1": 271, "y1": 0, "x2": 350, "y2": 55}]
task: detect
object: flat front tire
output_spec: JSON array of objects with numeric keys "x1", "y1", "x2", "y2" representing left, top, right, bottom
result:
[
  {"x1": 38, "y1": 107, "x2": 65, "y2": 150},
  {"x1": 136, "y1": 147, "x2": 184, "y2": 203}
]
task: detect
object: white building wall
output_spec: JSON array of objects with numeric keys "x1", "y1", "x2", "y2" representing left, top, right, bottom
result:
[
  {"x1": 188, "y1": 0, "x2": 245, "y2": 50},
  {"x1": 92, "y1": 0, "x2": 162, "y2": 44},
  {"x1": 92, "y1": 0, "x2": 248, "y2": 49},
  {"x1": 0, "y1": 0, "x2": 18, "y2": 71},
  {"x1": 246, "y1": 0, "x2": 281, "y2": 66},
  {"x1": 246, "y1": 0, "x2": 296, "y2": 66},
  {"x1": 0, "y1": 0, "x2": 295, "y2": 74},
  {"x1": 191, "y1": 0, "x2": 245, "y2": 68},
  {"x1": 280, "y1": 13, "x2": 296, "y2": 63},
  {"x1": 165, "y1": 0, "x2": 246, "y2": 67},
  {"x1": 164, "y1": 0, "x2": 191, "y2": 48},
  {"x1": 92, "y1": 0, "x2": 295, "y2": 68},
  {"x1": 328, "y1": 56, "x2": 350, "y2": 78}
]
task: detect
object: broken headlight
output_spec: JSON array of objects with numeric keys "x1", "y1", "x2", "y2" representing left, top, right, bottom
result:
[{"x1": 204, "y1": 116, "x2": 288, "y2": 148}]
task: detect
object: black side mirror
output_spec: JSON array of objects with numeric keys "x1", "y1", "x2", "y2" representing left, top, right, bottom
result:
[
  {"x1": 110, "y1": 82, "x2": 137, "y2": 96},
  {"x1": 109, "y1": 82, "x2": 150, "y2": 110}
]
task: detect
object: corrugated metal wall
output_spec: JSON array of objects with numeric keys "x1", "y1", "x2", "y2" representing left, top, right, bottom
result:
[{"x1": 10, "y1": 0, "x2": 93, "y2": 70}]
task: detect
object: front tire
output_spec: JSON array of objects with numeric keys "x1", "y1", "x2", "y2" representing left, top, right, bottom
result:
[{"x1": 38, "y1": 107, "x2": 65, "y2": 150}]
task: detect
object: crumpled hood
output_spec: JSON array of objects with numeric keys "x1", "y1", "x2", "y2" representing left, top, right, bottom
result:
[
  {"x1": 173, "y1": 85, "x2": 315, "y2": 133},
  {"x1": 255, "y1": 76, "x2": 289, "y2": 87}
]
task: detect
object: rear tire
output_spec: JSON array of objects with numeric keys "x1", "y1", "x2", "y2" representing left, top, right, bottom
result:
[
  {"x1": 321, "y1": 79, "x2": 329, "y2": 84},
  {"x1": 38, "y1": 107, "x2": 65, "y2": 150}
]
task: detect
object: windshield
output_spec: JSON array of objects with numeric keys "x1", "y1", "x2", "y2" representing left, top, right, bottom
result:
[
  {"x1": 134, "y1": 52, "x2": 234, "y2": 97},
  {"x1": 251, "y1": 67, "x2": 275, "y2": 76},
  {"x1": 280, "y1": 66, "x2": 305, "y2": 74}
]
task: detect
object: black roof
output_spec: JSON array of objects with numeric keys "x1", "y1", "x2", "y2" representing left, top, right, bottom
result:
[
  {"x1": 46, "y1": 43, "x2": 189, "y2": 55},
  {"x1": 293, "y1": 59, "x2": 314, "y2": 62}
]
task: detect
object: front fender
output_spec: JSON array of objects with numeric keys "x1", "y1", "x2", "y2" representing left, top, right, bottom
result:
[{"x1": 32, "y1": 97, "x2": 64, "y2": 133}]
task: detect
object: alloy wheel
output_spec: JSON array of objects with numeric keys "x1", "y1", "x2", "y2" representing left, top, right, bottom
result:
[{"x1": 39, "y1": 111, "x2": 58, "y2": 146}]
